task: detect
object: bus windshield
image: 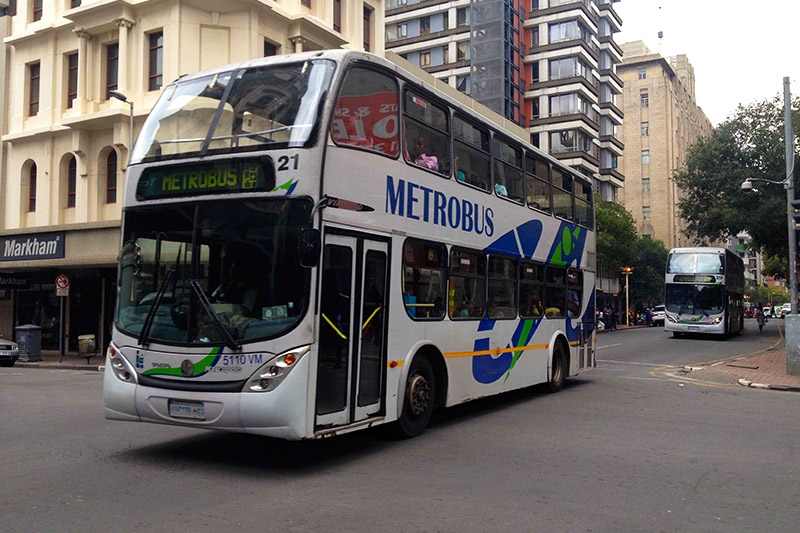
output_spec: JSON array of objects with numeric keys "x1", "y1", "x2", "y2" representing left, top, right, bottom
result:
[
  {"x1": 665, "y1": 284, "x2": 724, "y2": 316},
  {"x1": 131, "y1": 60, "x2": 336, "y2": 163},
  {"x1": 667, "y1": 253, "x2": 724, "y2": 274},
  {"x1": 116, "y1": 198, "x2": 311, "y2": 345}
]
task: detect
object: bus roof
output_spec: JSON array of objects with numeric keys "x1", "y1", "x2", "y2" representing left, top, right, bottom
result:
[
  {"x1": 166, "y1": 50, "x2": 590, "y2": 187},
  {"x1": 668, "y1": 247, "x2": 727, "y2": 254}
]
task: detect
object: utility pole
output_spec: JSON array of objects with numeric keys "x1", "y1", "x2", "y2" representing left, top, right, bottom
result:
[
  {"x1": 784, "y1": 77, "x2": 800, "y2": 375},
  {"x1": 621, "y1": 267, "x2": 633, "y2": 326}
]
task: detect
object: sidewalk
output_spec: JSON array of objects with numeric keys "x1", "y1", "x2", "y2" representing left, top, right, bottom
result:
[
  {"x1": 15, "y1": 350, "x2": 103, "y2": 371},
  {"x1": 597, "y1": 323, "x2": 651, "y2": 333},
  {"x1": 685, "y1": 348, "x2": 800, "y2": 392}
]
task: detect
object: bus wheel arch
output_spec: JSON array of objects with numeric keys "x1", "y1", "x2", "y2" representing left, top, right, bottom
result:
[
  {"x1": 548, "y1": 334, "x2": 570, "y2": 393},
  {"x1": 390, "y1": 345, "x2": 447, "y2": 438}
]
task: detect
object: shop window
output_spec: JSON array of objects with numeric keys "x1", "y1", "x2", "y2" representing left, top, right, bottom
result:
[
  {"x1": 488, "y1": 255, "x2": 517, "y2": 319},
  {"x1": 520, "y1": 261, "x2": 544, "y2": 318},
  {"x1": 402, "y1": 239, "x2": 446, "y2": 320},
  {"x1": 453, "y1": 115, "x2": 490, "y2": 191},
  {"x1": 545, "y1": 265, "x2": 566, "y2": 318},
  {"x1": 449, "y1": 248, "x2": 486, "y2": 319},
  {"x1": 331, "y1": 67, "x2": 400, "y2": 157},
  {"x1": 526, "y1": 154, "x2": 551, "y2": 213},
  {"x1": 493, "y1": 137, "x2": 524, "y2": 203},
  {"x1": 403, "y1": 91, "x2": 451, "y2": 177}
]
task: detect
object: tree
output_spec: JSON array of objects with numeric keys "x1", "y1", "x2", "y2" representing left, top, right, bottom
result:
[
  {"x1": 674, "y1": 95, "x2": 800, "y2": 259},
  {"x1": 629, "y1": 236, "x2": 669, "y2": 309},
  {"x1": 595, "y1": 194, "x2": 636, "y2": 273},
  {"x1": 761, "y1": 254, "x2": 788, "y2": 280}
]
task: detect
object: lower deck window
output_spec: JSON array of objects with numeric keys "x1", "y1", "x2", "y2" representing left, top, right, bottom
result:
[{"x1": 402, "y1": 239, "x2": 447, "y2": 319}]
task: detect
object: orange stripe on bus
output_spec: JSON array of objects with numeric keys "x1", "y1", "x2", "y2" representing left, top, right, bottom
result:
[
  {"x1": 443, "y1": 343, "x2": 550, "y2": 359},
  {"x1": 387, "y1": 360, "x2": 404, "y2": 368}
]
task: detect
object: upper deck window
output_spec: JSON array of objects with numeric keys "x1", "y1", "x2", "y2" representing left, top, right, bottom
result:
[
  {"x1": 667, "y1": 253, "x2": 724, "y2": 274},
  {"x1": 574, "y1": 177, "x2": 593, "y2": 228},
  {"x1": 131, "y1": 60, "x2": 336, "y2": 164},
  {"x1": 453, "y1": 115, "x2": 490, "y2": 191},
  {"x1": 331, "y1": 67, "x2": 399, "y2": 157},
  {"x1": 403, "y1": 91, "x2": 451, "y2": 177},
  {"x1": 493, "y1": 137, "x2": 524, "y2": 203}
]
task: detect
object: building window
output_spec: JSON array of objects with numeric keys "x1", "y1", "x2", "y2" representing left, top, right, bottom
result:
[
  {"x1": 641, "y1": 121, "x2": 649, "y2": 136},
  {"x1": 638, "y1": 67, "x2": 646, "y2": 80},
  {"x1": 420, "y1": 50, "x2": 431, "y2": 67},
  {"x1": 106, "y1": 150, "x2": 118, "y2": 204},
  {"x1": 531, "y1": 96, "x2": 540, "y2": 119},
  {"x1": 71, "y1": 1, "x2": 82, "y2": 7},
  {"x1": 442, "y1": 11, "x2": 449, "y2": 30},
  {"x1": 67, "y1": 53, "x2": 78, "y2": 109},
  {"x1": 457, "y1": 7, "x2": 469, "y2": 27},
  {"x1": 333, "y1": 0, "x2": 342, "y2": 32},
  {"x1": 106, "y1": 43, "x2": 119, "y2": 99},
  {"x1": 642, "y1": 150, "x2": 650, "y2": 164},
  {"x1": 641, "y1": 92, "x2": 649, "y2": 108},
  {"x1": 642, "y1": 206, "x2": 650, "y2": 219},
  {"x1": 457, "y1": 41, "x2": 469, "y2": 61},
  {"x1": 302, "y1": 0, "x2": 311, "y2": 7},
  {"x1": 264, "y1": 41, "x2": 277, "y2": 56},
  {"x1": 67, "y1": 156, "x2": 77, "y2": 208},
  {"x1": 397, "y1": 23, "x2": 407, "y2": 38},
  {"x1": 531, "y1": 133, "x2": 540, "y2": 148},
  {"x1": 29, "y1": 62, "x2": 40, "y2": 117},
  {"x1": 28, "y1": 163, "x2": 37, "y2": 212},
  {"x1": 456, "y1": 75, "x2": 470, "y2": 95},
  {"x1": 32, "y1": 0, "x2": 42, "y2": 21},
  {"x1": 148, "y1": 32, "x2": 163, "y2": 91},
  {"x1": 420, "y1": 16, "x2": 431, "y2": 35},
  {"x1": 642, "y1": 178, "x2": 650, "y2": 196},
  {"x1": 363, "y1": 6, "x2": 372, "y2": 52}
]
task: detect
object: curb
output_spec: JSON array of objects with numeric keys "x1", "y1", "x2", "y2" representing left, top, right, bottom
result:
[
  {"x1": 597, "y1": 325, "x2": 653, "y2": 334},
  {"x1": 14, "y1": 362, "x2": 103, "y2": 372},
  {"x1": 737, "y1": 378, "x2": 800, "y2": 392}
]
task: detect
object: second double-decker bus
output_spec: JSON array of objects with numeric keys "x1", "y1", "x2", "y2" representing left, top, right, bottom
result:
[
  {"x1": 104, "y1": 50, "x2": 597, "y2": 440},
  {"x1": 664, "y1": 247, "x2": 745, "y2": 337}
]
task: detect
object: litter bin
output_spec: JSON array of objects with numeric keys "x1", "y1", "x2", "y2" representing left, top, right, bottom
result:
[
  {"x1": 78, "y1": 334, "x2": 98, "y2": 364},
  {"x1": 16, "y1": 324, "x2": 42, "y2": 362}
]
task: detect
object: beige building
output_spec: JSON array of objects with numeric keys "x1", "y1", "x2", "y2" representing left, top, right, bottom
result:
[
  {"x1": 0, "y1": 0, "x2": 383, "y2": 349},
  {"x1": 617, "y1": 40, "x2": 712, "y2": 249}
]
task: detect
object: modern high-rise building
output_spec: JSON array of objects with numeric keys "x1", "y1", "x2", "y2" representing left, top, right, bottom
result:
[
  {"x1": 0, "y1": 0, "x2": 384, "y2": 348},
  {"x1": 617, "y1": 41, "x2": 712, "y2": 249},
  {"x1": 386, "y1": 0, "x2": 624, "y2": 201}
]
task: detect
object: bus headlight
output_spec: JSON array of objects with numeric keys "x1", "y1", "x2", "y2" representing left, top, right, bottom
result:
[
  {"x1": 244, "y1": 345, "x2": 310, "y2": 392},
  {"x1": 108, "y1": 344, "x2": 138, "y2": 384},
  {"x1": 710, "y1": 315, "x2": 724, "y2": 324}
]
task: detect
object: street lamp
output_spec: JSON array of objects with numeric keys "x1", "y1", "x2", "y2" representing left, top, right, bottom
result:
[
  {"x1": 621, "y1": 266, "x2": 633, "y2": 326},
  {"x1": 109, "y1": 90, "x2": 134, "y2": 163}
]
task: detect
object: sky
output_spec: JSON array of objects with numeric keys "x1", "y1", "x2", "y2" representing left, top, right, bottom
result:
[{"x1": 616, "y1": 0, "x2": 800, "y2": 126}]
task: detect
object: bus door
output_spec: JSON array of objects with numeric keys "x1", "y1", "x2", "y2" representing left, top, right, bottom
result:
[{"x1": 315, "y1": 233, "x2": 389, "y2": 429}]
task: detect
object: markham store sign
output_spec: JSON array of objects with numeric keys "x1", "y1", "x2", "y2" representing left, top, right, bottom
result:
[{"x1": 0, "y1": 232, "x2": 66, "y2": 262}]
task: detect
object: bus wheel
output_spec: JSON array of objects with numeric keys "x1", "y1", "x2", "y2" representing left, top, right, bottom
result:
[
  {"x1": 547, "y1": 344, "x2": 566, "y2": 393},
  {"x1": 391, "y1": 357, "x2": 435, "y2": 439}
]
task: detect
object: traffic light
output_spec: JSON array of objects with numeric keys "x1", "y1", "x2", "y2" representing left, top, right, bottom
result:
[{"x1": 793, "y1": 198, "x2": 800, "y2": 229}]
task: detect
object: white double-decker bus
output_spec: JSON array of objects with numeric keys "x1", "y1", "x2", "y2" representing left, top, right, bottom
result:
[
  {"x1": 104, "y1": 51, "x2": 597, "y2": 439},
  {"x1": 664, "y1": 247, "x2": 745, "y2": 337}
]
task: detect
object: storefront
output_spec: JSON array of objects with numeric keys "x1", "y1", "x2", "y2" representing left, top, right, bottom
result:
[{"x1": 0, "y1": 223, "x2": 119, "y2": 352}]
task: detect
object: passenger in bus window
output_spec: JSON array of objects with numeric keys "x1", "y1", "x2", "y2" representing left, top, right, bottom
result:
[
  {"x1": 567, "y1": 289, "x2": 580, "y2": 317},
  {"x1": 413, "y1": 137, "x2": 439, "y2": 171},
  {"x1": 455, "y1": 156, "x2": 465, "y2": 182}
]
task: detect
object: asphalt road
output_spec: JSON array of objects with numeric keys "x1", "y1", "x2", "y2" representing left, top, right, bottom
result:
[{"x1": 1, "y1": 320, "x2": 798, "y2": 532}]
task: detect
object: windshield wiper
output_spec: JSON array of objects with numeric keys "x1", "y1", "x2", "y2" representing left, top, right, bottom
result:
[
  {"x1": 138, "y1": 269, "x2": 176, "y2": 347},
  {"x1": 189, "y1": 280, "x2": 240, "y2": 351}
]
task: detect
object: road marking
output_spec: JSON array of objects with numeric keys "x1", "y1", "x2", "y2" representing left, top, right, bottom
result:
[
  {"x1": 595, "y1": 343, "x2": 621, "y2": 350},
  {"x1": 598, "y1": 359, "x2": 674, "y2": 366}
]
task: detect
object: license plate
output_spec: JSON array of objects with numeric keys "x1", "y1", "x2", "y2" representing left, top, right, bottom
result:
[
  {"x1": 688, "y1": 326, "x2": 701, "y2": 332},
  {"x1": 169, "y1": 400, "x2": 205, "y2": 420}
]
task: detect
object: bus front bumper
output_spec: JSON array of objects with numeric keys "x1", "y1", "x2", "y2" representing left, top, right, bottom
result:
[
  {"x1": 665, "y1": 320, "x2": 725, "y2": 334},
  {"x1": 103, "y1": 354, "x2": 311, "y2": 440}
]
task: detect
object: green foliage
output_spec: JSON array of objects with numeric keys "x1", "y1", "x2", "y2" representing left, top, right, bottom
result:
[
  {"x1": 745, "y1": 285, "x2": 789, "y2": 307},
  {"x1": 595, "y1": 194, "x2": 636, "y2": 272},
  {"x1": 629, "y1": 237, "x2": 670, "y2": 307},
  {"x1": 674, "y1": 95, "x2": 800, "y2": 259},
  {"x1": 762, "y1": 254, "x2": 788, "y2": 280}
]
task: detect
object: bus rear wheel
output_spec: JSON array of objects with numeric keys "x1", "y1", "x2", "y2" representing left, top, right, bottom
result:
[
  {"x1": 390, "y1": 356, "x2": 435, "y2": 439},
  {"x1": 547, "y1": 344, "x2": 566, "y2": 393}
]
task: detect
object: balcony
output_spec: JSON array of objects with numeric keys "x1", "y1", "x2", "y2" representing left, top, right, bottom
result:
[
  {"x1": 598, "y1": 35, "x2": 624, "y2": 56},
  {"x1": 528, "y1": 37, "x2": 599, "y2": 61},
  {"x1": 598, "y1": 100, "x2": 623, "y2": 118},
  {"x1": 386, "y1": 26, "x2": 468, "y2": 48},
  {"x1": 599, "y1": 167, "x2": 625, "y2": 182},
  {"x1": 386, "y1": 0, "x2": 451, "y2": 17},
  {"x1": 599, "y1": 134, "x2": 624, "y2": 151},
  {"x1": 597, "y1": 1, "x2": 623, "y2": 27},
  {"x1": 530, "y1": 110, "x2": 599, "y2": 132},
  {"x1": 529, "y1": 0, "x2": 598, "y2": 25},
  {"x1": 597, "y1": 68, "x2": 623, "y2": 88}
]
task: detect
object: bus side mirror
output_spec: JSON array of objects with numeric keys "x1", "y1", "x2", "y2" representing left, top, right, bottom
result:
[{"x1": 299, "y1": 229, "x2": 321, "y2": 268}]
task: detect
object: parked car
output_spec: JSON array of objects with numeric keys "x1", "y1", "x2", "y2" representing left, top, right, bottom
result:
[
  {"x1": 652, "y1": 305, "x2": 666, "y2": 326},
  {"x1": 780, "y1": 303, "x2": 792, "y2": 318},
  {"x1": 0, "y1": 337, "x2": 20, "y2": 367}
]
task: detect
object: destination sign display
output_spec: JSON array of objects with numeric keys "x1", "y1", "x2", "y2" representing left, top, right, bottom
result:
[
  {"x1": 136, "y1": 158, "x2": 275, "y2": 201},
  {"x1": 673, "y1": 275, "x2": 717, "y2": 283}
]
